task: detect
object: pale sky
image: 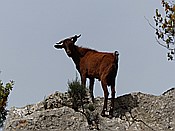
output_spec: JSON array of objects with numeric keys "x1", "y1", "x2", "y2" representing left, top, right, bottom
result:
[{"x1": 0, "y1": 1, "x2": 174, "y2": 108}]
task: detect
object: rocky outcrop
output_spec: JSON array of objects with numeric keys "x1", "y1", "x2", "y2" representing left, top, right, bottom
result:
[{"x1": 4, "y1": 88, "x2": 175, "y2": 131}]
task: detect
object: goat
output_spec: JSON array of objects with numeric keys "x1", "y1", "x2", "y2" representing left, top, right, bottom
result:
[{"x1": 54, "y1": 34, "x2": 119, "y2": 116}]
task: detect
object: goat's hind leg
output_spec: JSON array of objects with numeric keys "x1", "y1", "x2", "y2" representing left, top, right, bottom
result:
[
  {"x1": 101, "y1": 79, "x2": 109, "y2": 117},
  {"x1": 109, "y1": 81, "x2": 116, "y2": 116}
]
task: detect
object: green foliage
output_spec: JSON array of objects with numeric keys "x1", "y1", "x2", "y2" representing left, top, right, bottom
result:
[
  {"x1": 153, "y1": 0, "x2": 175, "y2": 60},
  {"x1": 0, "y1": 80, "x2": 14, "y2": 128},
  {"x1": 67, "y1": 75, "x2": 87, "y2": 112},
  {"x1": 87, "y1": 103, "x2": 96, "y2": 112},
  {"x1": 67, "y1": 75, "x2": 99, "y2": 130}
]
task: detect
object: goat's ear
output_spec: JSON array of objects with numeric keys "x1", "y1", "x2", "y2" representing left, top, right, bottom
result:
[
  {"x1": 71, "y1": 34, "x2": 81, "y2": 43},
  {"x1": 54, "y1": 44, "x2": 63, "y2": 49},
  {"x1": 71, "y1": 38, "x2": 76, "y2": 43},
  {"x1": 71, "y1": 37, "x2": 78, "y2": 43}
]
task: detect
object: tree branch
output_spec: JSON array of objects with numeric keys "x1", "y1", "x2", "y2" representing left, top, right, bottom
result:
[
  {"x1": 155, "y1": 37, "x2": 169, "y2": 49},
  {"x1": 144, "y1": 16, "x2": 157, "y2": 30}
]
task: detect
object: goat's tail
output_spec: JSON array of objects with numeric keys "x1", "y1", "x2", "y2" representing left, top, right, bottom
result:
[
  {"x1": 113, "y1": 50, "x2": 119, "y2": 77},
  {"x1": 113, "y1": 50, "x2": 119, "y2": 64},
  {"x1": 114, "y1": 50, "x2": 119, "y2": 56}
]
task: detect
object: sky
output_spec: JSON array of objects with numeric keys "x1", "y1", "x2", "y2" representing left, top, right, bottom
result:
[{"x1": 0, "y1": 1, "x2": 174, "y2": 109}]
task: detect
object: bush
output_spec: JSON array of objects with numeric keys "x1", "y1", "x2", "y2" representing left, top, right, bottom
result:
[
  {"x1": 0, "y1": 80, "x2": 14, "y2": 128},
  {"x1": 153, "y1": 0, "x2": 175, "y2": 60},
  {"x1": 67, "y1": 75, "x2": 87, "y2": 112},
  {"x1": 67, "y1": 75, "x2": 99, "y2": 130}
]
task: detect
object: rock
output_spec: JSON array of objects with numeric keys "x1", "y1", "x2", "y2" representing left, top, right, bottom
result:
[{"x1": 3, "y1": 88, "x2": 175, "y2": 131}]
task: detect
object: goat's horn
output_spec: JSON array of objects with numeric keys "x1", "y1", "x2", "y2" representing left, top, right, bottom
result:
[
  {"x1": 70, "y1": 34, "x2": 81, "y2": 40},
  {"x1": 56, "y1": 40, "x2": 63, "y2": 44},
  {"x1": 76, "y1": 34, "x2": 81, "y2": 38}
]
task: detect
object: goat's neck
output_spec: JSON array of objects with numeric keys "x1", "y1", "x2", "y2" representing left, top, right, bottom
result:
[
  {"x1": 71, "y1": 45, "x2": 97, "y2": 71},
  {"x1": 71, "y1": 46, "x2": 87, "y2": 71}
]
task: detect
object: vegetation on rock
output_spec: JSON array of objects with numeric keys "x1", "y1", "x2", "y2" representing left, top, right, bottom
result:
[
  {"x1": 153, "y1": 0, "x2": 175, "y2": 60},
  {"x1": 0, "y1": 80, "x2": 14, "y2": 128},
  {"x1": 67, "y1": 75, "x2": 87, "y2": 112}
]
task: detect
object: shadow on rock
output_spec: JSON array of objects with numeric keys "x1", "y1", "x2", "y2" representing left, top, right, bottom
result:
[{"x1": 112, "y1": 94, "x2": 138, "y2": 118}]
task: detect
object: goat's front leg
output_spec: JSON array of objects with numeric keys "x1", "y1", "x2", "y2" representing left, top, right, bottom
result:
[
  {"x1": 81, "y1": 74, "x2": 86, "y2": 87},
  {"x1": 89, "y1": 78, "x2": 95, "y2": 103}
]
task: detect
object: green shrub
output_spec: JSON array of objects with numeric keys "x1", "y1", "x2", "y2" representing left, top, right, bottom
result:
[
  {"x1": 0, "y1": 80, "x2": 14, "y2": 128},
  {"x1": 87, "y1": 103, "x2": 96, "y2": 112},
  {"x1": 67, "y1": 75, "x2": 87, "y2": 112}
]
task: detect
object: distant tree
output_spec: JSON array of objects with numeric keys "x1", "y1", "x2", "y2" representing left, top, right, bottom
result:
[
  {"x1": 67, "y1": 75, "x2": 87, "y2": 112},
  {"x1": 0, "y1": 80, "x2": 14, "y2": 128},
  {"x1": 153, "y1": 0, "x2": 175, "y2": 60}
]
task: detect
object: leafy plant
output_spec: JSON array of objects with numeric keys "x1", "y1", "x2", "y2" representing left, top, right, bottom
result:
[
  {"x1": 67, "y1": 75, "x2": 87, "y2": 112},
  {"x1": 153, "y1": 0, "x2": 175, "y2": 60},
  {"x1": 0, "y1": 80, "x2": 14, "y2": 127},
  {"x1": 67, "y1": 75, "x2": 99, "y2": 130}
]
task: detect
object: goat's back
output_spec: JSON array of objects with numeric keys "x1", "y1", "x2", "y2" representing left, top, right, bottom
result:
[{"x1": 80, "y1": 51, "x2": 118, "y2": 84}]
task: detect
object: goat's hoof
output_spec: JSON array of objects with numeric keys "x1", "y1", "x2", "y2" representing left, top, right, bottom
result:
[
  {"x1": 109, "y1": 109, "x2": 113, "y2": 116},
  {"x1": 101, "y1": 110, "x2": 107, "y2": 117}
]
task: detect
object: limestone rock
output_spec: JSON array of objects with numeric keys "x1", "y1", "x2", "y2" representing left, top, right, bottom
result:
[{"x1": 4, "y1": 88, "x2": 175, "y2": 131}]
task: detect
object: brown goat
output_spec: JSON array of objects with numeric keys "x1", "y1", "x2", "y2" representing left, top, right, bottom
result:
[{"x1": 54, "y1": 34, "x2": 119, "y2": 116}]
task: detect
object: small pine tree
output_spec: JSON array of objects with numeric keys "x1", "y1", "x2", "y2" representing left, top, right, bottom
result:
[
  {"x1": 67, "y1": 75, "x2": 87, "y2": 112},
  {"x1": 0, "y1": 80, "x2": 14, "y2": 128}
]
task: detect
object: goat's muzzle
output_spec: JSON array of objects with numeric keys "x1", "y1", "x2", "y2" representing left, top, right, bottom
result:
[{"x1": 66, "y1": 51, "x2": 72, "y2": 57}]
